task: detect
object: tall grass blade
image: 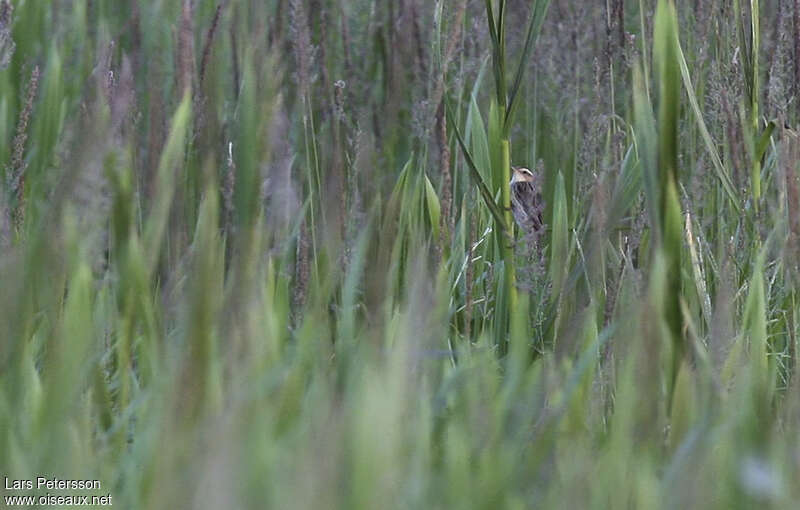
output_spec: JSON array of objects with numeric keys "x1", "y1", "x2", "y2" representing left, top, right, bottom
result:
[
  {"x1": 143, "y1": 93, "x2": 191, "y2": 272},
  {"x1": 652, "y1": 0, "x2": 685, "y2": 400},
  {"x1": 633, "y1": 66, "x2": 659, "y2": 235},
  {"x1": 676, "y1": 42, "x2": 740, "y2": 211},
  {"x1": 550, "y1": 171, "x2": 568, "y2": 296},
  {"x1": 447, "y1": 102, "x2": 509, "y2": 234}
]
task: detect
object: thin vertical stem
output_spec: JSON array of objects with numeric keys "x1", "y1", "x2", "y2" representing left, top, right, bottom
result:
[
  {"x1": 750, "y1": 0, "x2": 761, "y2": 213},
  {"x1": 500, "y1": 137, "x2": 517, "y2": 353}
]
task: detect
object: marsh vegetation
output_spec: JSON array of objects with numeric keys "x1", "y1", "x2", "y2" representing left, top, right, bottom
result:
[{"x1": 1, "y1": 0, "x2": 800, "y2": 507}]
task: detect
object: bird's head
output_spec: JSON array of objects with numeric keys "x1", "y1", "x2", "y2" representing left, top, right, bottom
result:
[{"x1": 510, "y1": 166, "x2": 535, "y2": 184}]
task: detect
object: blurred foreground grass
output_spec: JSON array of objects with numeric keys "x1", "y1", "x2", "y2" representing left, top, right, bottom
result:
[{"x1": 2, "y1": 0, "x2": 800, "y2": 508}]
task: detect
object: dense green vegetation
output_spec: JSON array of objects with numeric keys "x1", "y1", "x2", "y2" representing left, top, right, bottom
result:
[{"x1": 2, "y1": 0, "x2": 800, "y2": 507}]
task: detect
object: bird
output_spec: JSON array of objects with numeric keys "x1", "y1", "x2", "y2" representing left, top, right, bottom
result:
[{"x1": 509, "y1": 165, "x2": 544, "y2": 235}]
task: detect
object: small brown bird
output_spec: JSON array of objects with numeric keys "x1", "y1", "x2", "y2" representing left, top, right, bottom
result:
[{"x1": 509, "y1": 166, "x2": 544, "y2": 234}]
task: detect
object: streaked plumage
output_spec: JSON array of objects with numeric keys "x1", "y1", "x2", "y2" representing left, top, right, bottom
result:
[{"x1": 509, "y1": 166, "x2": 544, "y2": 234}]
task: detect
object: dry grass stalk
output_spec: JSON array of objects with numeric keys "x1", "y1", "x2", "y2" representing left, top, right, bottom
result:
[
  {"x1": 436, "y1": 103, "x2": 452, "y2": 248},
  {"x1": 178, "y1": 0, "x2": 195, "y2": 95},
  {"x1": 721, "y1": 91, "x2": 745, "y2": 190},
  {"x1": 289, "y1": 0, "x2": 313, "y2": 96},
  {"x1": 464, "y1": 209, "x2": 475, "y2": 342},
  {"x1": 223, "y1": 141, "x2": 236, "y2": 241},
  {"x1": 0, "y1": 0, "x2": 15, "y2": 70},
  {"x1": 229, "y1": 9, "x2": 240, "y2": 98},
  {"x1": 784, "y1": 128, "x2": 800, "y2": 377},
  {"x1": 310, "y1": 2, "x2": 333, "y2": 111},
  {"x1": 270, "y1": 0, "x2": 286, "y2": 49},
  {"x1": 785, "y1": 129, "x2": 800, "y2": 270},
  {"x1": 409, "y1": 0, "x2": 427, "y2": 79},
  {"x1": 795, "y1": 0, "x2": 800, "y2": 110},
  {"x1": 199, "y1": 1, "x2": 226, "y2": 89},
  {"x1": 146, "y1": 77, "x2": 166, "y2": 203},
  {"x1": 293, "y1": 219, "x2": 310, "y2": 326},
  {"x1": 0, "y1": 0, "x2": 11, "y2": 26},
  {"x1": 8, "y1": 65, "x2": 40, "y2": 234},
  {"x1": 129, "y1": 0, "x2": 143, "y2": 74},
  {"x1": 433, "y1": 0, "x2": 467, "y2": 246}
]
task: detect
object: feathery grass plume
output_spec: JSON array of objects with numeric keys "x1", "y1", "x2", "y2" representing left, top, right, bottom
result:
[
  {"x1": 7, "y1": 65, "x2": 39, "y2": 234},
  {"x1": 603, "y1": 0, "x2": 624, "y2": 140},
  {"x1": 288, "y1": 0, "x2": 321, "y2": 270},
  {"x1": 0, "y1": 0, "x2": 15, "y2": 70},
  {"x1": 178, "y1": 0, "x2": 195, "y2": 96},
  {"x1": 765, "y1": 0, "x2": 790, "y2": 119},
  {"x1": 223, "y1": 141, "x2": 235, "y2": 240},
  {"x1": 289, "y1": 0, "x2": 313, "y2": 96},
  {"x1": 292, "y1": 218, "x2": 310, "y2": 325},
  {"x1": 98, "y1": 39, "x2": 115, "y2": 105},
  {"x1": 262, "y1": 107, "x2": 299, "y2": 236},
  {"x1": 436, "y1": 103, "x2": 452, "y2": 246},
  {"x1": 795, "y1": 0, "x2": 800, "y2": 117},
  {"x1": 550, "y1": 170, "x2": 567, "y2": 297},
  {"x1": 409, "y1": 0, "x2": 428, "y2": 79},
  {"x1": 309, "y1": 4, "x2": 333, "y2": 111},
  {"x1": 677, "y1": 36, "x2": 740, "y2": 209},
  {"x1": 750, "y1": 0, "x2": 762, "y2": 213},
  {"x1": 721, "y1": 90, "x2": 747, "y2": 191},
  {"x1": 784, "y1": 129, "x2": 800, "y2": 275},
  {"x1": 229, "y1": 7, "x2": 240, "y2": 98},
  {"x1": 464, "y1": 205, "x2": 475, "y2": 343},
  {"x1": 129, "y1": 0, "x2": 143, "y2": 74},
  {"x1": 198, "y1": 1, "x2": 225, "y2": 89},
  {"x1": 67, "y1": 51, "x2": 135, "y2": 275},
  {"x1": 111, "y1": 56, "x2": 135, "y2": 133},
  {"x1": 0, "y1": 186, "x2": 9, "y2": 247},
  {"x1": 332, "y1": 79, "x2": 358, "y2": 255}
]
